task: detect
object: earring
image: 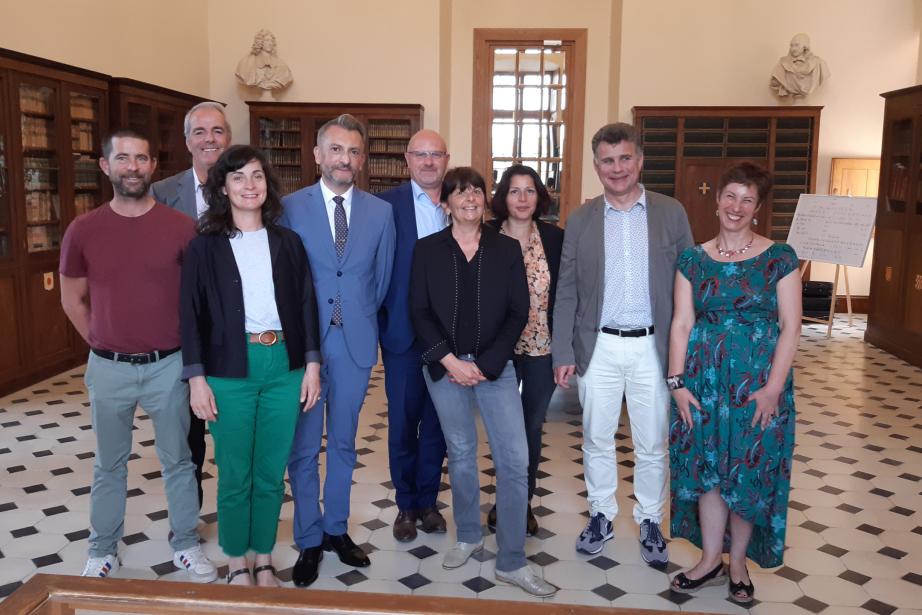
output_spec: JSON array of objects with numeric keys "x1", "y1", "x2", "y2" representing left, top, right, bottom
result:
[
  {"x1": 752, "y1": 218, "x2": 758, "y2": 226},
  {"x1": 715, "y1": 210, "x2": 719, "y2": 218}
]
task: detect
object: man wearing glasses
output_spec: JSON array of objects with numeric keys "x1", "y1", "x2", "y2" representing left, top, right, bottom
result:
[{"x1": 377, "y1": 130, "x2": 450, "y2": 543}]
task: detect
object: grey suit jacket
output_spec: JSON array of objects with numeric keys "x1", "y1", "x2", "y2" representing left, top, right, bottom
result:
[
  {"x1": 151, "y1": 168, "x2": 198, "y2": 220},
  {"x1": 551, "y1": 190, "x2": 693, "y2": 376}
]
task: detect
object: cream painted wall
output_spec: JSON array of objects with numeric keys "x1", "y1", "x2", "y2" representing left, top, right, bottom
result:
[
  {"x1": 448, "y1": 0, "x2": 616, "y2": 207},
  {"x1": 206, "y1": 0, "x2": 444, "y2": 147},
  {"x1": 619, "y1": 0, "x2": 918, "y2": 196},
  {"x1": 0, "y1": 0, "x2": 210, "y2": 97}
]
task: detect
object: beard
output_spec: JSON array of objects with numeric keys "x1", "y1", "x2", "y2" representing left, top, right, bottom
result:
[{"x1": 111, "y1": 174, "x2": 151, "y2": 198}]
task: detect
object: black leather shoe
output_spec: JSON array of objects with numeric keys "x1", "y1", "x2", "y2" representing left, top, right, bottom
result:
[
  {"x1": 393, "y1": 509, "x2": 418, "y2": 542},
  {"x1": 526, "y1": 505, "x2": 539, "y2": 537},
  {"x1": 417, "y1": 506, "x2": 447, "y2": 533},
  {"x1": 292, "y1": 546, "x2": 323, "y2": 587},
  {"x1": 486, "y1": 505, "x2": 497, "y2": 533},
  {"x1": 322, "y1": 532, "x2": 370, "y2": 567}
]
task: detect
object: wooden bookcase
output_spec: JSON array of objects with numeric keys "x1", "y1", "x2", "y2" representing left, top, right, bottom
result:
[
  {"x1": 110, "y1": 78, "x2": 212, "y2": 181},
  {"x1": 633, "y1": 106, "x2": 822, "y2": 243},
  {"x1": 0, "y1": 48, "x2": 112, "y2": 394},
  {"x1": 865, "y1": 85, "x2": 922, "y2": 368},
  {"x1": 0, "y1": 48, "x2": 217, "y2": 395},
  {"x1": 247, "y1": 102, "x2": 423, "y2": 195}
]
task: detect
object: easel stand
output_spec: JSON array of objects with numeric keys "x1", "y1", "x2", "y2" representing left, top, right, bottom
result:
[{"x1": 801, "y1": 260, "x2": 854, "y2": 338}]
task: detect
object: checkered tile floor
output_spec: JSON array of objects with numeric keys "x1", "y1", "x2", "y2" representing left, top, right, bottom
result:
[{"x1": 2, "y1": 316, "x2": 922, "y2": 613}]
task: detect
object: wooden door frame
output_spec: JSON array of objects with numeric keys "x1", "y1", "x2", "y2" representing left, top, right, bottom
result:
[{"x1": 472, "y1": 28, "x2": 587, "y2": 224}]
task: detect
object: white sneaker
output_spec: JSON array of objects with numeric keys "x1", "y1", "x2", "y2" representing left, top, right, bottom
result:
[
  {"x1": 82, "y1": 554, "x2": 119, "y2": 578},
  {"x1": 442, "y1": 541, "x2": 484, "y2": 569},
  {"x1": 173, "y1": 545, "x2": 217, "y2": 583}
]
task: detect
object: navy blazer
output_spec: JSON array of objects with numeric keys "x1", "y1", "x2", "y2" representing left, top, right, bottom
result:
[
  {"x1": 281, "y1": 182, "x2": 396, "y2": 368},
  {"x1": 486, "y1": 218, "x2": 564, "y2": 335},
  {"x1": 377, "y1": 182, "x2": 427, "y2": 354},
  {"x1": 410, "y1": 225, "x2": 529, "y2": 381},
  {"x1": 180, "y1": 226, "x2": 322, "y2": 379}
]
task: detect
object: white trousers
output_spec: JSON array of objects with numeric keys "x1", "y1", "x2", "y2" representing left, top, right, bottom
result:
[{"x1": 577, "y1": 332, "x2": 669, "y2": 524}]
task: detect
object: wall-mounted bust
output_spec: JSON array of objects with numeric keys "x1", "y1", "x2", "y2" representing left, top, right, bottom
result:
[
  {"x1": 235, "y1": 29, "x2": 293, "y2": 98},
  {"x1": 770, "y1": 33, "x2": 830, "y2": 98}
]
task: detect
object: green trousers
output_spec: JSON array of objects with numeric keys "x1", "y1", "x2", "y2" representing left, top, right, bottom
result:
[{"x1": 208, "y1": 341, "x2": 303, "y2": 556}]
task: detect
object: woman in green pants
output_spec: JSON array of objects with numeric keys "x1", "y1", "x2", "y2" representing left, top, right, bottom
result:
[{"x1": 180, "y1": 145, "x2": 322, "y2": 587}]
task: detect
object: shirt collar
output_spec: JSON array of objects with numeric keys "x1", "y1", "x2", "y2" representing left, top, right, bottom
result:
[
  {"x1": 604, "y1": 184, "x2": 647, "y2": 213},
  {"x1": 319, "y1": 180, "x2": 354, "y2": 206},
  {"x1": 411, "y1": 180, "x2": 441, "y2": 208}
]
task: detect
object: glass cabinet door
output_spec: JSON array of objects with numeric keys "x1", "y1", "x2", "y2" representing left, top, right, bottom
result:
[
  {"x1": 69, "y1": 90, "x2": 105, "y2": 216},
  {"x1": 19, "y1": 81, "x2": 61, "y2": 253},
  {"x1": 258, "y1": 116, "x2": 303, "y2": 196}
]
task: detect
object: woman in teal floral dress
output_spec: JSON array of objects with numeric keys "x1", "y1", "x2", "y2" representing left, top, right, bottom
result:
[{"x1": 666, "y1": 163, "x2": 801, "y2": 605}]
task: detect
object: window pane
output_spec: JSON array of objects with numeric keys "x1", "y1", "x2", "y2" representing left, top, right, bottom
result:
[
  {"x1": 493, "y1": 74, "x2": 515, "y2": 86},
  {"x1": 493, "y1": 86, "x2": 516, "y2": 111},
  {"x1": 522, "y1": 87, "x2": 544, "y2": 111},
  {"x1": 492, "y1": 121, "x2": 515, "y2": 158}
]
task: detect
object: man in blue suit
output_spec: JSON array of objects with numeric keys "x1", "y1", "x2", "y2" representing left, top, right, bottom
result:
[
  {"x1": 282, "y1": 114, "x2": 396, "y2": 587},
  {"x1": 377, "y1": 130, "x2": 450, "y2": 543}
]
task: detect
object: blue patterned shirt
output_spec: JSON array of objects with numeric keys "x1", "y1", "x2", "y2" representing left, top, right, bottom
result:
[{"x1": 599, "y1": 187, "x2": 652, "y2": 329}]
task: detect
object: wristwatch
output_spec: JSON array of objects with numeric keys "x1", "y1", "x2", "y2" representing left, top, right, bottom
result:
[{"x1": 665, "y1": 374, "x2": 685, "y2": 391}]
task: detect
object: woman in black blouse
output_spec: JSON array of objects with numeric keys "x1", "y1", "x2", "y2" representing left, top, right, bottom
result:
[{"x1": 409, "y1": 167, "x2": 556, "y2": 597}]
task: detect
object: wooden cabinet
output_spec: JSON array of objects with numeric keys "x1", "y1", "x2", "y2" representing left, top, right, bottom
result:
[
  {"x1": 633, "y1": 106, "x2": 822, "y2": 243},
  {"x1": 866, "y1": 85, "x2": 922, "y2": 368},
  {"x1": 247, "y1": 102, "x2": 423, "y2": 195},
  {"x1": 110, "y1": 78, "x2": 211, "y2": 181},
  {"x1": 0, "y1": 49, "x2": 219, "y2": 395}
]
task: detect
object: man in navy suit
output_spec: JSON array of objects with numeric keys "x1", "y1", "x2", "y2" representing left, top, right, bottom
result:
[
  {"x1": 377, "y1": 130, "x2": 450, "y2": 542},
  {"x1": 282, "y1": 114, "x2": 396, "y2": 587}
]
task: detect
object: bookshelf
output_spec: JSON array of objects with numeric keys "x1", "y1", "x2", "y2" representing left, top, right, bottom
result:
[
  {"x1": 247, "y1": 102, "x2": 423, "y2": 195},
  {"x1": 110, "y1": 78, "x2": 213, "y2": 181}
]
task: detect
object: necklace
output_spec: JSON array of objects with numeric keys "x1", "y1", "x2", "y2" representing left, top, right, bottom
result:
[{"x1": 715, "y1": 234, "x2": 755, "y2": 258}]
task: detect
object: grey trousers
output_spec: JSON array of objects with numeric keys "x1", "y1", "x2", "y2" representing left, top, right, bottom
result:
[{"x1": 84, "y1": 351, "x2": 200, "y2": 557}]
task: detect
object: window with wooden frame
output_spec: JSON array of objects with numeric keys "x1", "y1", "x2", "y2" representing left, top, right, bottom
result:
[{"x1": 473, "y1": 29, "x2": 586, "y2": 222}]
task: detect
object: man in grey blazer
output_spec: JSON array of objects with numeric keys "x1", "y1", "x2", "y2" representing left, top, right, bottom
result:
[
  {"x1": 552, "y1": 123, "x2": 692, "y2": 568},
  {"x1": 151, "y1": 101, "x2": 231, "y2": 509}
]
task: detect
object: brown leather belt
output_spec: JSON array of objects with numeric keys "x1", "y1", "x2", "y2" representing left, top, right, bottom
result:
[{"x1": 248, "y1": 331, "x2": 285, "y2": 346}]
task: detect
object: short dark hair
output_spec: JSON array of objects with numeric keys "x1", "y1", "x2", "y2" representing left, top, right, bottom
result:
[
  {"x1": 490, "y1": 164, "x2": 552, "y2": 221},
  {"x1": 591, "y1": 122, "x2": 642, "y2": 157},
  {"x1": 102, "y1": 129, "x2": 151, "y2": 159},
  {"x1": 440, "y1": 167, "x2": 486, "y2": 203},
  {"x1": 317, "y1": 113, "x2": 367, "y2": 146},
  {"x1": 198, "y1": 145, "x2": 284, "y2": 237},
  {"x1": 718, "y1": 162, "x2": 773, "y2": 204}
]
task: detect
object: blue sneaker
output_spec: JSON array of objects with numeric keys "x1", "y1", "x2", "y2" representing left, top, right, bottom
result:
[
  {"x1": 639, "y1": 519, "x2": 669, "y2": 569},
  {"x1": 575, "y1": 512, "x2": 613, "y2": 554}
]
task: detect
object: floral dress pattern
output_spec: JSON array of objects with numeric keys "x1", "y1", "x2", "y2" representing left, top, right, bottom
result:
[
  {"x1": 500, "y1": 222, "x2": 551, "y2": 356},
  {"x1": 669, "y1": 242, "x2": 798, "y2": 568}
]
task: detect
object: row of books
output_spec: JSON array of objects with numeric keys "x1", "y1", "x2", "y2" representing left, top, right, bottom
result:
[
  {"x1": 74, "y1": 193, "x2": 95, "y2": 216},
  {"x1": 70, "y1": 96, "x2": 97, "y2": 121},
  {"x1": 21, "y1": 116, "x2": 55, "y2": 149},
  {"x1": 24, "y1": 168, "x2": 55, "y2": 191},
  {"x1": 25, "y1": 190, "x2": 58, "y2": 223},
  {"x1": 71, "y1": 122, "x2": 96, "y2": 151},
  {"x1": 265, "y1": 149, "x2": 300, "y2": 165},
  {"x1": 368, "y1": 121, "x2": 410, "y2": 139},
  {"x1": 20, "y1": 88, "x2": 53, "y2": 115},
  {"x1": 26, "y1": 226, "x2": 60, "y2": 252},
  {"x1": 367, "y1": 157, "x2": 409, "y2": 177},
  {"x1": 368, "y1": 138, "x2": 408, "y2": 153},
  {"x1": 261, "y1": 118, "x2": 300, "y2": 131},
  {"x1": 260, "y1": 132, "x2": 301, "y2": 148}
]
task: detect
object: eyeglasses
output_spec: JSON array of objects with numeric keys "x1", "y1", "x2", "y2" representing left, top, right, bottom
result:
[{"x1": 408, "y1": 151, "x2": 448, "y2": 161}]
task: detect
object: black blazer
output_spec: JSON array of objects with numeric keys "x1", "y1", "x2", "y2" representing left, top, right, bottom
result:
[
  {"x1": 180, "y1": 226, "x2": 321, "y2": 379},
  {"x1": 486, "y1": 218, "x2": 564, "y2": 335},
  {"x1": 410, "y1": 225, "x2": 529, "y2": 381}
]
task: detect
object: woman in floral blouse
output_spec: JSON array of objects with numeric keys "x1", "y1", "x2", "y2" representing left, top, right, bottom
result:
[{"x1": 488, "y1": 164, "x2": 564, "y2": 536}]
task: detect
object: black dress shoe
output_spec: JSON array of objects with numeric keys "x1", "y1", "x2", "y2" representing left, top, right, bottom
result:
[
  {"x1": 292, "y1": 546, "x2": 323, "y2": 587},
  {"x1": 322, "y1": 532, "x2": 370, "y2": 567}
]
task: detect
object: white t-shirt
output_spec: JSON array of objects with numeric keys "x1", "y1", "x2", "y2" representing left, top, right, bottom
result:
[{"x1": 228, "y1": 228, "x2": 283, "y2": 333}]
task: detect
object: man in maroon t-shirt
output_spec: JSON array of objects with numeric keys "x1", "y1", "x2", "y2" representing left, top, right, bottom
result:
[{"x1": 59, "y1": 129, "x2": 216, "y2": 583}]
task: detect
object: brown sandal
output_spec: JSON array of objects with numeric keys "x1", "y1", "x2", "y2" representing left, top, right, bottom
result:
[{"x1": 226, "y1": 567, "x2": 251, "y2": 584}]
